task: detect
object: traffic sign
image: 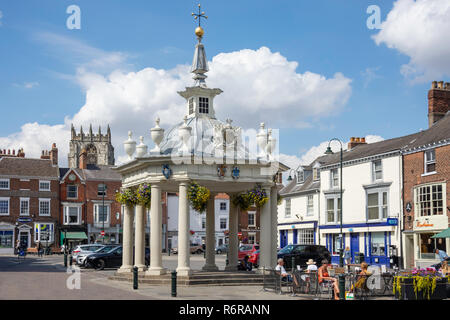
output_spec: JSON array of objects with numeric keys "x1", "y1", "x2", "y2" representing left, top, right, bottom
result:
[{"x1": 100, "y1": 230, "x2": 105, "y2": 236}]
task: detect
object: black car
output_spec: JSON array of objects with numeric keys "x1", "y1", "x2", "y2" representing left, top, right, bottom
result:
[
  {"x1": 277, "y1": 244, "x2": 331, "y2": 270},
  {"x1": 85, "y1": 246, "x2": 150, "y2": 270}
]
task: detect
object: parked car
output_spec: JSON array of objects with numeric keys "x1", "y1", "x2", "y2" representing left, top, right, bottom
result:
[
  {"x1": 277, "y1": 244, "x2": 331, "y2": 270},
  {"x1": 248, "y1": 249, "x2": 260, "y2": 268},
  {"x1": 76, "y1": 244, "x2": 118, "y2": 267},
  {"x1": 85, "y1": 246, "x2": 150, "y2": 270},
  {"x1": 215, "y1": 244, "x2": 228, "y2": 254},
  {"x1": 238, "y1": 244, "x2": 259, "y2": 260},
  {"x1": 71, "y1": 244, "x2": 105, "y2": 263},
  {"x1": 171, "y1": 244, "x2": 204, "y2": 254}
]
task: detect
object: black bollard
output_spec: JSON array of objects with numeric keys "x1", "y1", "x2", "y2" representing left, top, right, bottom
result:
[
  {"x1": 64, "y1": 253, "x2": 68, "y2": 268},
  {"x1": 133, "y1": 266, "x2": 138, "y2": 290},
  {"x1": 339, "y1": 274, "x2": 346, "y2": 300},
  {"x1": 69, "y1": 255, "x2": 73, "y2": 266},
  {"x1": 291, "y1": 257, "x2": 296, "y2": 272},
  {"x1": 171, "y1": 270, "x2": 177, "y2": 297}
]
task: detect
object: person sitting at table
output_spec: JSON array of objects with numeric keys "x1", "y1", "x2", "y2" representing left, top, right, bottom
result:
[
  {"x1": 318, "y1": 259, "x2": 339, "y2": 300},
  {"x1": 275, "y1": 258, "x2": 299, "y2": 288},
  {"x1": 301, "y1": 259, "x2": 318, "y2": 293},
  {"x1": 349, "y1": 262, "x2": 370, "y2": 293}
]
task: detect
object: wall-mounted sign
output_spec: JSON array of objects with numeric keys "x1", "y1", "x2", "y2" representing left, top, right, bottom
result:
[
  {"x1": 416, "y1": 221, "x2": 434, "y2": 228},
  {"x1": 387, "y1": 218, "x2": 398, "y2": 226},
  {"x1": 405, "y1": 202, "x2": 412, "y2": 213},
  {"x1": 17, "y1": 217, "x2": 32, "y2": 223}
]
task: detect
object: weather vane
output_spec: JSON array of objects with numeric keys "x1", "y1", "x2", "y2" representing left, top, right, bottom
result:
[{"x1": 192, "y1": 4, "x2": 207, "y2": 41}]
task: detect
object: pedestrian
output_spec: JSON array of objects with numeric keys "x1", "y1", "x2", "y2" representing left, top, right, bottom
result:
[
  {"x1": 37, "y1": 241, "x2": 43, "y2": 257},
  {"x1": 15, "y1": 240, "x2": 21, "y2": 255},
  {"x1": 344, "y1": 246, "x2": 351, "y2": 265}
]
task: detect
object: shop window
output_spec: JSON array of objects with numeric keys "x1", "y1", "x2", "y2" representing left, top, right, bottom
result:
[
  {"x1": 371, "y1": 233, "x2": 385, "y2": 256},
  {"x1": 419, "y1": 233, "x2": 447, "y2": 260},
  {"x1": 298, "y1": 229, "x2": 314, "y2": 245},
  {"x1": 0, "y1": 231, "x2": 13, "y2": 249},
  {"x1": 415, "y1": 184, "x2": 444, "y2": 216}
]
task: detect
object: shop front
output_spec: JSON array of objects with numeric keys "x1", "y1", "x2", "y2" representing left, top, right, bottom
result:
[
  {"x1": 410, "y1": 215, "x2": 449, "y2": 268},
  {"x1": 0, "y1": 223, "x2": 15, "y2": 254},
  {"x1": 88, "y1": 224, "x2": 120, "y2": 244}
]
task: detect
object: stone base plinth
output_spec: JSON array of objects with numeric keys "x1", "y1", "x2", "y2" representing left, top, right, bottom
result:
[
  {"x1": 202, "y1": 264, "x2": 219, "y2": 271},
  {"x1": 145, "y1": 267, "x2": 167, "y2": 276}
]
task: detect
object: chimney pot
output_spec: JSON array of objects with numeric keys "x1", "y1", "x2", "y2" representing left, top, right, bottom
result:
[
  {"x1": 438, "y1": 81, "x2": 444, "y2": 89},
  {"x1": 432, "y1": 81, "x2": 437, "y2": 89},
  {"x1": 361, "y1": 137, "x2": 366, "y2": 143}
]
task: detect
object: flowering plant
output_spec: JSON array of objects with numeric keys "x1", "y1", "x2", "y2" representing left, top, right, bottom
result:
[
  {"x1": 136, "y1": 183, "x2": 151, "y2": 208},
  {"x1": 115, "y1": 188, "x2": 138, "y2": 206},
  {"x1": 232, "y1": 185, "x2": 269, "y2": 211},
  {"x1": 188, "y1": 182, "x2": 210, "y2": 213},
  {"x1": 393, "y1": 267, "x2": 446, "y2": 300}
]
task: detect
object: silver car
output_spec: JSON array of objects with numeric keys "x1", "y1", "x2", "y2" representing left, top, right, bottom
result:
[
  {"x1": 76, "y1": 245, "x2": 119, "y2": 267},
  {"x1": 71, "y1": 244, "x2": 104, "y2": 264}
]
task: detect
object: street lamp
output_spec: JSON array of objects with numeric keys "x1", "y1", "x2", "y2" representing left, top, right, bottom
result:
[
  {"x1": 102, "y1": 182, "x2": 107, "y2": 244},
  {"x1": 286, "y1": 164, "x2": 303, "y2": 182},
  {"x1": 324, "y1": 138, "x2": 345, "y2": 300}
]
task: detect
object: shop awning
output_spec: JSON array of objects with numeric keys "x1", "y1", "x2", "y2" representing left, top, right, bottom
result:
[
  {"x1": 61, "y1": 232, "x2": 88, "y2": 240},
  {"x1": 431, "y1": 228, "x2": 450, "y2": 238}
]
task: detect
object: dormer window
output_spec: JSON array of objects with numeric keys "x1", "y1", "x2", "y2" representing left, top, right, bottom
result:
[
  {"x1": 296, "y1": 170, "x2": 304, "y2": 184},
  {"x1": 199, "y1": 97, "x2": 209, "y2": 114},
  {"x1": 189, "y1": 98, "x2": 194, "y2": 115}
]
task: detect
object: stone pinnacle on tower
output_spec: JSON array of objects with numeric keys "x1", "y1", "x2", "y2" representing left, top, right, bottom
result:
[{"x1": 191, "y1": 4, "x2": 209, "y2": 87}]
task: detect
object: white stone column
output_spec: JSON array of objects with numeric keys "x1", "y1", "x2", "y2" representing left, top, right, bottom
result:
[
  {"x1": 225, "y1": 196, "x2": 238, "y2": 271},
  {"x1": 203, "y1": 194, "x2": 218, "y2": 271},
  {"x1": 134, "y1": 204, "x2": 146, "y2": 271},
  {"x1": 118, "y1": 205, "x2": 134, "y2": 273},
  {"x1": 270, "y1": 186, "x2": 278, "y2": 269},
  {"x1": 146, "y1": 184, "x2": 166, "y2": 275},
  {"x1": 258, "y1": 186, "x2": 272, "y2": 272},
  {"x1": 176, "y1": 182, "x2": 191, "y2": 276}
]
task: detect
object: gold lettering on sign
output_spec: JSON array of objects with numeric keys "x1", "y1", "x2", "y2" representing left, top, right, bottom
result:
[{"x1": 416, "y1": 221, "x2": 434, "y2": 227}]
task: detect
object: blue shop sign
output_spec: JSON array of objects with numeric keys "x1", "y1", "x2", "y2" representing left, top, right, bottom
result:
[
  {"x1": 17, "y1": 217, "x2": 32, "y2": 223},
  {"x1": 387, "y1": 218, "x2": 398, "y2": 226}
]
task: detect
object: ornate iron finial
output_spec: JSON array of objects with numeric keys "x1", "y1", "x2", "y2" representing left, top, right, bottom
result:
[{"x1": 192, "y1": 4, "x2": 207, "y2": 41}]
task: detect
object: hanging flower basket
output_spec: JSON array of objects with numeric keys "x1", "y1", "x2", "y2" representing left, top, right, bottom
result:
[
  {"x1": 136, "y1": 183, "x2": 151, "y2": 208},
  {"x1": 190, "y1": 230, "x2": 195, "y2": 235},
  {"x1": 188, "y1": 181, "x2": 210, "y2": 213},
  {"x1": 115, "y1": 188, "x2": 138, "y2": 207},
  {"x1": 233, "y1": 185, "x2": 269, "y2": 211},
  {"x1": 393, "y1": 268, "x2": 448, "y2": 300}
]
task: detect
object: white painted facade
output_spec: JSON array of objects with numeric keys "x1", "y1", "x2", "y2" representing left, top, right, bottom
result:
[
  {"x1": 319, "y1": 153, "x2": 402, "y2": 266},
  {"x1": 167, "y1": 194, "x2": 229, "y2": 249}
]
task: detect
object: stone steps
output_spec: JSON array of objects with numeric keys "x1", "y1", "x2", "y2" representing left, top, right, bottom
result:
[{"x1": 109, "y1": 271, "x2": 267, "y2": 286}]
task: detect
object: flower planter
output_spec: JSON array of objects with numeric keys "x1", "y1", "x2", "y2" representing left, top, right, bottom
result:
[{"x1": 395, "y1": 277, "x2": 448, "y2": 300}]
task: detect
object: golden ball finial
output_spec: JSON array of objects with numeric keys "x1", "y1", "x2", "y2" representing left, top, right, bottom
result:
[{"x1": 195, "y1": 26, "x2": 204, "y2": 38}]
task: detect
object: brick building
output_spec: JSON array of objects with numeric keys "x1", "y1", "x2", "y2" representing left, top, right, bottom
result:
[
  {"x1": 59, "y1": 147, "x2": 123, "y2": 249},
  {"x1": 402, "y1": 81, "x2": 450, "y2": 268},
  {"x1": 0, "y1": 144, "x2": 59, "y2": 254}
]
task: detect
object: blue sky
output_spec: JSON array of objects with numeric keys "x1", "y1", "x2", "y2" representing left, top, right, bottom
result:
[{"x1": 0, "y1": 0, "x2": 449, "y2": 166}]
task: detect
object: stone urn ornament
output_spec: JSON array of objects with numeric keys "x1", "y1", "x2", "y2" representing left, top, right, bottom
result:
[
  {"x1": 150, "y1": 117, "x2": 164, "y2": 153},
  {"x1": 256, "y1": 122, "x2": 267, "y2": 157},
  {"x1": 136, "y1": 136, "x2": 148, "y2": 158},
  {"x1": 124, "y1": 131, "x2": 136, "y2": 160},
  {"x1": 178, "y1": 115, "x2": 192, "y2": 154},
  {"x1": 266, "y1": 129, "x2": 277, "y2": 160}
]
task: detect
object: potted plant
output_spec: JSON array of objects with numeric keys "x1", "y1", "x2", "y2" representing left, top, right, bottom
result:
[
  {"x1": 393, "y1": 268, "x2": 448, "y2": 300},
  {"x1": 188, "y1": 181, "x2": 210, "y2": 213}
]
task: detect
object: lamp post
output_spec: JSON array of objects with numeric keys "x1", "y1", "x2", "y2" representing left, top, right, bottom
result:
[
  {"x1": 102, "y1": 182, "x2": 107, "y2": 244},
  {"x1": 324, "y1": 138, "x2": 345, "y2": 300}
]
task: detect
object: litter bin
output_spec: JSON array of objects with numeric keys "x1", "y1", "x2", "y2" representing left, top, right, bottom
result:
[{"x1": 354, "y1": 252, "x2": 365, "y2": 264}]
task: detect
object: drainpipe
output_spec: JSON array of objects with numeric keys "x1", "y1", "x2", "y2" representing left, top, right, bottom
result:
[{"x1": 399, "y1": 152, "x2": 404, "y2": 269}]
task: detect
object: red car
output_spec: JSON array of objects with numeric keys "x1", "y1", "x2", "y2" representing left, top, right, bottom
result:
[
  {"x1": 248, "y1": 250, "x2": 260, "y2": 268},
  {"x1": 238, "y1": 244, "x2": 259, "y2": 260}
]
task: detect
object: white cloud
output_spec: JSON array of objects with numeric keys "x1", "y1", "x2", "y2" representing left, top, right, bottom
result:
[
  {"x1": 372, "y1": 0, "x2": 450, "y2": 82},
  {"x1": 1, "y1": 44, "x2": 352, "y2": 167}
]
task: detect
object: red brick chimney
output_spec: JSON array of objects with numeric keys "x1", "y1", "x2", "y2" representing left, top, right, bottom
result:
[
  {"x1": 428, "y1": 81, "x2": 450, "y2": 127},
  {"x1": 50, "y1": 143, "x2": 58, "y2": 166},
  {"x1": 79, "y1": 148, "x2": 87, "y2": 169},
  {"x1": 348, "y1": 137, "x2": 367, "y2": 150}
]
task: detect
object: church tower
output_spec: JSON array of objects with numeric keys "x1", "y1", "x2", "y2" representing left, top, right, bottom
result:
[{"x1": 68, "y1": 124, "x2": 115, "y2": 168}]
